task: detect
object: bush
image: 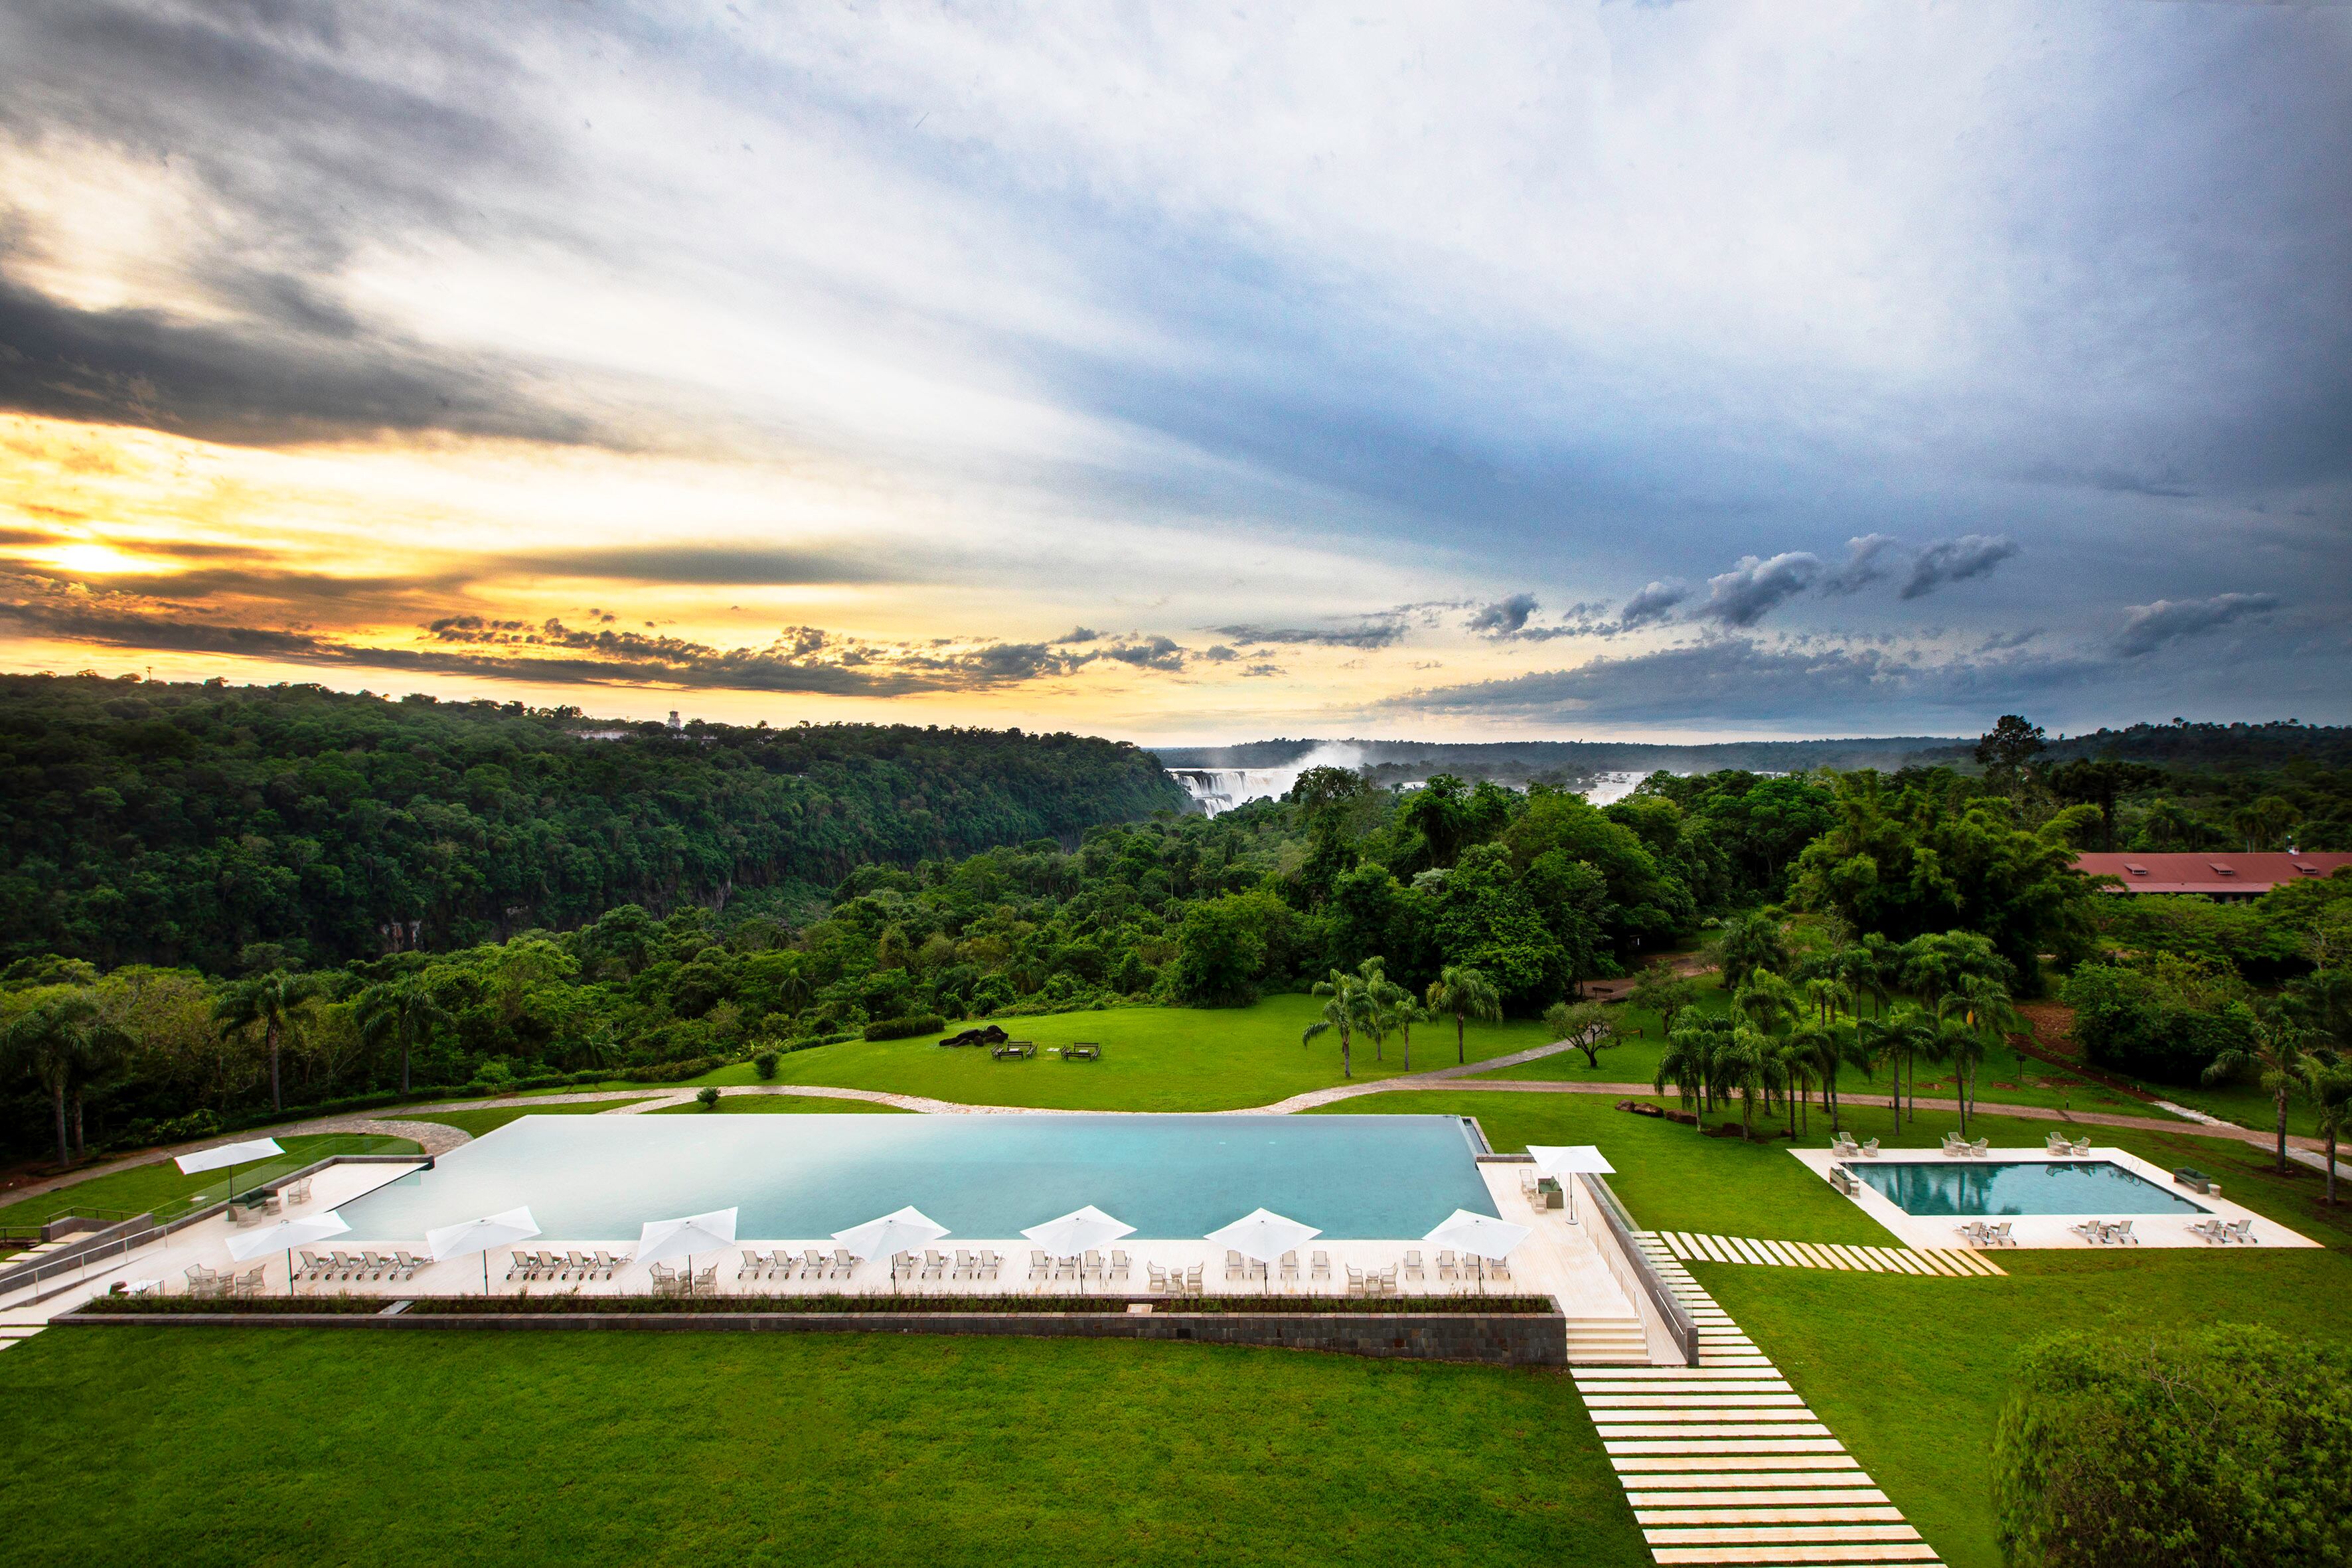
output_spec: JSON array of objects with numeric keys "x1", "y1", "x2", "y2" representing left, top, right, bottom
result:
[
  {"x1": 1995, "y1": 1324, "x2": 2352, "y2": 1568},
  {"x1": 694, "y1": 1086, "x2": 721, "y2": 1111},
  {"x1": 862, "y1": 1013, "x2": 946, "y2": 1042},
  {"x1": 751, "y1": 1050, "x2": 779, "y2": 1080},
  {"x1": 612, "y1": 1056, "x2": 721, "y2": 1084},
  {"x1": 2063, "y1": 963, "x2": 2252, "y2": 1085}
]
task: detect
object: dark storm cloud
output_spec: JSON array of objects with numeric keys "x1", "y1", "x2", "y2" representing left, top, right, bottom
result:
[
  {"x1": 1618, "y1": 581, "x2": 1689, "y2": 629},
  {"x1": 495, "y1": 544, "x2": 899, "y2": 588},
  {"x1": 1466, "y1": 593, "x2": 1539, "y2": 637},
  {"x1": 1901, "y1": 535, "x2": 2020, "y2": 600},
  {"x1": 2112, "y1": 593, "x2": 2282, "y2": 659},
  {"x1": 1210, "y1": 619, "x2": 1407, "y2": 649},
  {"x1": 1820, "y1": 534, "x2": 1901, "y2": 595}
]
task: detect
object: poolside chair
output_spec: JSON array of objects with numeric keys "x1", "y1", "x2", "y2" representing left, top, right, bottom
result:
[
  {"x1": 507, "y1": 1251, "x2": 535, "y2": 1281},
  {"x1": 1957, "y1": 1221, "x2": 1992, "y2": 1247},
  {"x1": 1225, "y1": 1249, "x2": 1245, "y2": 1282},
  {"x1": 1183, "y1": 1263, "x2": 1204, "y2": 1295},
  {"x1": 1310, "y1": 1249, "x2": 1331, "y2": 1282},
  {"x1": 565, "y1": 1251, "x2": 595, "y2": 1279},
  {"x1": 1402, "y1": 1249, "x2": 1424, "y2": 1283},
  {"x1": 953, "y1": 1249, "x2": 977, "y2": 1281},
  {"x1": 1968, "y1": 1138, "x2": 1990, "y2": 1158},
  {"x1": 2222, "y1": 1218, "x2": 2256, "y2": 1244},
  {"x1": 295, "y1": 1249, "x2": 326, "y2": 1281},
  {"x1": 2069, "y1": 1219, "x2": 2106, "y2": 1244},
  {"x1": 1030, "y1": 1249, "x2": 1052, "y2": 1282},
  {"x1": 1107, "y1": 1249, "x2": 1129, "y2": 1283},
  {"x1": 282, "y1": 1176, "x2": 313, "y2": 1206},
  {"x1": 830, "y1": 1248, "x2": 855, "y2": 1279},
  {"x1": 1462, "y1": 1255, "x2": 1486, "y2": 1283},
  {"x1": 1279, "y1": 1251, "x2": 1300, "y2": 1284},
  {"x1": 923, "y1": 1250, "x2": 948, "y2": 1281},
  {"x1": 891, "y1": 1252, "x2": 916, "y2": 1282},
  {"x1": 599, "y1": 1251, "x2": 631, "y2": 1279},
  {"x1": 1437, "y1": 1249, "x2": 1459, "y2": 1281},
  {"x1": 979, "y1": 1249, "x2": 1002, "y2": 1281},
  {"x1": 1346, "y1": 1265, "x2": 1367, "y2": 1297},
  {"x1": 1248, "y1": 1257, "x2": 1269, "y2": 1284},
  {"x1": 392, "y1": 1250, "x2": 426, "y2": 1280},
  {"x1": 795, "y1": 1249, "x2": 823, "y2": 1280},
  {"x1": 1982, "y1": 1222, "x2": 2013, "y2": 1247},
  {"x1": 1082, "y1": 1250, "x2": 1105, "y2": 1281},
  {"x1": 1054, "y1": 1254, "x2": 1079, "y2": 1283},
  {"x1": 1831, "y1": 1132, "x2": 1860, "y2": 1155},
  {"x1": 2188, "y1": 1218, "x2": 2229, "y2": 1245},
  {"x1": 1942, "y1": 1133, "x2": 1968, "y2": 1157},
  {"x1": 2069, "y1": 1137, "x2": 2092, "y2": 1157},
  {"x1": 738, "y1": 1251, "x2": 765, "y2": 1281},
  {"x1": 365, "y1": 1251, "x2": 399, "y2": 1279},
  {"x1": 232, "y1": 1265, "x2": 268, "y2": 1298},
  {"x1": 692, "y1": 1263, "x2": 719, "y2": 1294},
  {"x1": 2108, "y1": 1220, "x2": 2137, "y2": 1245},
  {"x1": 1148, "y1": 1263, "x2": 1172, "y2": 1293},
  {"x1": 2045, "y1": 1132, "x2": 2075, "y2": 1155},
  {"x1": 1859, "y1": 1138, "x2": 1881, "y2": 1158}
]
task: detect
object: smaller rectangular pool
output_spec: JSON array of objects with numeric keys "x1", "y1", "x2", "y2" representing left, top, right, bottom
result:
[{"x1": 1851, "y1": 1160, "x2": 2209, "y2": 1217}]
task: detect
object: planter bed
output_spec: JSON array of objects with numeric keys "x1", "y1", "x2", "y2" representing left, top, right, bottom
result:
[{"x1": 76, "y1": 1291, "x2": 1551, "y2": 1316}]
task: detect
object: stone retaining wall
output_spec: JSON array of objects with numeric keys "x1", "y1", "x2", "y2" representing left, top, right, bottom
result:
[{"x1": 61, "y1": 1308, "x2": 1566, "y2": 1367}]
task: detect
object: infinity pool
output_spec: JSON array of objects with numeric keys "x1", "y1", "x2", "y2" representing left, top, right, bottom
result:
[
  {"x1": 338, "y1": 1114, "x2": 1498, "y2": 1241},
  {"x1": 1851, "y1": 1160, "x2": 2209, "y2": 1217}
]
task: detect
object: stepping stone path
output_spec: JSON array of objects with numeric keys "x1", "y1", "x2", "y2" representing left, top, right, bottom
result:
[
  {"x1": 1654, "y1": 1232, "x2": 2004, "y2": 1278},
  {"x1": 1570, "y1": 1233, "x2": 1946, "y2": 1566}
]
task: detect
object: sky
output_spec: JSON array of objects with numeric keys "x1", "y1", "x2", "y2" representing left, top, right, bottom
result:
[{"x1": 1, "y1": 1, "x2": 2348, "y2": 743}]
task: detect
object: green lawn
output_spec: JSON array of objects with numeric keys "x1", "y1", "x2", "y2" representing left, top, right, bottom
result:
[
  {"x1": 0, "y1": 1329, "x2": 1648, "y2": 1568},
  {"x1": 1705, "y1": 1249, "x2": 2352, "y2": 1568},
  {"x1": 0, "y1": 1134, "x2": 422, "y2": 1233},
  {"x1": 649, "y1": 1093, "x2": 909, "y2": 1115},
  {"x1": 689, "y1": 996, "x2": 1567, "y2": 1112},
  {"x1": 396, "y1": 1099, "x2": 666, "y2": 1137}
]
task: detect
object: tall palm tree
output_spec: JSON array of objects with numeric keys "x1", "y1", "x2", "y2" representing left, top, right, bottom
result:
[
  {"x1": 1719, "y1": 1026, "x2": 1771, "y2": 1140},
  {"x1": 1304, "y1": 968, "x2": 1375, "y2": 1079},
  {"x1": 214, "y1": 970, "x2": 321, "y2": 1113},
  {"x1": 1935, "y1": 975, "x2": 2023, "y2": 1131},
  {"x1": 356, "y1": 976, "x2": 451, "y2": 1097},
  {"x1": 1656, "y1": 1018, "x2": 1719, "y2": 1121},
  {"x1": 4, "y1": 993, "x2": 134, "y2": 1166},
  {"x1": 1734, "y1": 971, "x2": 1801, "y2": 1036},
  {"x1": 1860, "y1": 1005, "x2": 1936, "y2": 1130},
  {"x1": 2204, "y1": 1004, "x2": 2313, "y2": 1173},
  {"x1": 1716, "y1": 913, "x2": 1789, "y2": 990},
  {"x1": 1427, "y1": 966, "x2": 1502, "y2": 1065},
  {"x1": 1353, "y1": 958, "x2": 1396, "y2": 1061},
  {"x1": 1369, "y1": 970, "x2": 1429, "y2": 1072},
  {"x1": 2308, "y1": 1064, "x2": 2352, "y2": 1208}
]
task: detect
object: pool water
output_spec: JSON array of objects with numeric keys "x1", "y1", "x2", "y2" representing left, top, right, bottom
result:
[
  {"x1": 338, "y1": 1113, "x2": 1498, "y2": 1241},
  {"x1": 1850, "y1": 1160, "x2": 2209, "y2": 1217}
]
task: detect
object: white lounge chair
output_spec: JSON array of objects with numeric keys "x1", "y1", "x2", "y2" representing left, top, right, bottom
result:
[
  {"x1": 1310, "y1": 1249, "x2": 1331, "y2": 1283},
  {"x1": 1486, "y1": 1257, "x2": 1510, "y2": 1283},
  {"x1": 2045, "y1": 1132, "x2": 2075, "y2": 1155},
  {"x1": 1031, "y1": 1249, "x2": 1052, "y2": 1283},
  {"x1": 1858, "y1": 1138, "x2": 1881, "y2": 1158},
  {"x1": 281, "y1": 1176, "x2": 313, "y2": 1206},
  {"x1": 1967, "y1": 1138, "x2": 1990, "y2": 1158},
  {"x1": 1279, "y1": 1250, "x2": 1300, "y2": 1284},
  {"x1": 1082, "y1": 1250, "x2": 1105, "y2": 1281},
  {"x1": 953, "y1": 1249, "x2": 977, "y2": 1280},
  {"x1": 507, "y1": 1251, "x2": 535, "y2": 1282},
  {"x1": 2188, "y1": 1218, "x2": 2229, "y2": 1245},
  {"x1": 979, "y1": 1249, "x2": 1002, "y2": 1281},
  {"x1": 1183, "y1": 1262, "x2": 1204, "y2": 1295},
  {"x1": 1982, "y1": 1222, "x2": 2013, "y2": 1247},
  {"x1": 1225, "y1": 1249, "x2": 1245, "y2": 1282},
  {"x1": 922, "y1": 1249, "x2": 948, "y2": 1281},
  {"x1": 1942, "y1": 1133, "x2": 1968, "y2": 1157},
  {"x1": 1107, "y1": 1249, "x2": 1129, "y2": 1283},
  {"x1": 1958, "y1": 1221, "x2": 1992, "y2": 1247},
  {"x1": 2222, "y1": 1218, "x2": 2256, "y2": 1244},
  {"x1": 1402, "y1": 1249, "x2": 1424, "y2": 1283},
  {"x1": 2106, "y1": 1220, "x2": 2136, "y2": 1245},
  {"x1": 1461, "y1": 1255, "x2": 1486, "y2": 1283},
  {"x1": 1346, "y1": 1265, "x2": 1367, "y2": 1296},
  {"x1": 1437, "y1": 1249, "x2": 1459, "y2": 1281},
  {"x1": 1148, "y1": 1263, "x2": 1172, "y2": 1293},
  {"x1": 830, "y1": 1248, "x2": 855, "y2": 1279},
  {"x1": 891, "y1": 1252, "x2": 916, "y2": 1281},
  {"x1": 738, "y1": 1251, "x2": 767, "y2": 1281},
  {"x1": 692, "y1": 1263, "x2": 718, "y2": 1293}
]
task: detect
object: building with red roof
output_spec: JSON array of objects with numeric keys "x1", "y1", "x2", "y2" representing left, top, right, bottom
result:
[{"x1": 2071, "y1": 852, "x2": 2352, "y2": 901}]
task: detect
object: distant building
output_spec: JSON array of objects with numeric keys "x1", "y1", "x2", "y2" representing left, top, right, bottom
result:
[
  {"x1": 667, "y1": 710, "x2": 684, "y2": 732},
  {"x1": 2071, "y1": 852, "x2": 2352, "y2": 901}
]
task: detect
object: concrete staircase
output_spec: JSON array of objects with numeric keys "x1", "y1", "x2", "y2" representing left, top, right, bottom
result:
[
  {"x1": 1565, "y1": 1315, "x2": 1651, "y2": 1364},
  {"x1": 1569, "y1": 1232, "x2": 1944, "y2": 1567}
]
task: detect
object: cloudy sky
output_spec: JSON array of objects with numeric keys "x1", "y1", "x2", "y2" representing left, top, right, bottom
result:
[{"x1": 2, "y1": 1, "x2": 2347, "y2": 741}]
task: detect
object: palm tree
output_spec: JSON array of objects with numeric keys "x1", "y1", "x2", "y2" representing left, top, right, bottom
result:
[
  {"x1": 1656, "y1": 1017, "x2": 1721, "y2": 1121},
  {"x1": 1734, "y1": 971, "x2": 1801, "y2": 1036},
  {"x1": 2204, "y1": 1004, "x2": 2313, "y2": 1173},
  {"x1": 4, "y1": 993, "x2": 134, "y2": 1166},
  {"x1": 1935, "y1": 975, "x2": 2023, "y2": 1131},
  {"x1": 1788, "y1": 1019, "x2": 1843, "y2": 1133},
  {"x1": 1831, "y1": 941, "x2": 1891, "y2": 1021},
  {"x1": 1354, "y1": 958, "x2": 1396, "y2": 1061},
  {"x1": 1304, "y1": 968, "x2": 1375, "y2": 1079},
  {"x1": 1368, "y1": 969, "x2": 1428, "y2": 1072},
  {"x1": 356, "y1": 976, "x2": 451, "y2": 1097},
  {"x1": 2308, "y1": 1064, "x2": 2352, "y2": 1207},
  {"x1": 214, "y1": 970, "x2": 321, "y2": 1113},
  {"x1": 1427, "y1": 966, "x2": 1502, "y2": 1066},
  {"x1": 1716, "y1": 912, "x2": 1789, "y2": 990},
  {"x1": 1719, "y1": 1026, "x2": 1772, "y2": 1139},
  {"x1": 1861, "y1": 1005, "x2": 1936, "y2": 1130}
]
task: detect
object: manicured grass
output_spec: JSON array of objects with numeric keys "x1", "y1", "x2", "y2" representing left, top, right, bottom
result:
[
  {"x1": 0, "y1": 1134, "x2": 422, "y2": 1232},
  {"x1": 398, "y1": 1099, "x2": 665, "y2": 1137},
  {"x1": 0, "y1": 1329, "x2": 1650, "y2": 1568},
  {"x1": 649, "y1": 1093, "x2": 908, "y2": 1115},
  {"x1": 709, "y1": 996, "x2": 1564, "y2": 1112},
  {"x1": 1704, "y1": 1249, "x2": 2352, "y2": 1568}
]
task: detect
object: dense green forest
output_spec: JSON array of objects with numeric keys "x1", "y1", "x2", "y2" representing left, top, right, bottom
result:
[
  {"x1": 0, "y1": 674, "x2": 1183, "y2": 971},
  {"x1": 5, "y1": 702, "x2": 2351, "y2": 1168}
]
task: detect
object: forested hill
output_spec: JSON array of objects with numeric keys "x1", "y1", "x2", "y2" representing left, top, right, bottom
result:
[
  {"x1": 1153, "y1": 735, "x2": 1963, "y2": 776},
  {"x1": 0, "y1": 674, "x2": 1184, "y2": 972}
]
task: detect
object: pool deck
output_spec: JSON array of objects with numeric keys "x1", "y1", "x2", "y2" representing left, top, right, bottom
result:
[
  {"x1": 13, "y1": 1160, "x2": 1666, "y2": 1359},
  {"x1": 1792, "y1": 1144, "x2": 2321, "y2": 1250}
]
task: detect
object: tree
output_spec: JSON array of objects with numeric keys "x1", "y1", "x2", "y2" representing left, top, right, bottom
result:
[
  {"x1": 213, "y1": 970, "x2": 322, "y2": 1113},
  {"x1": 1543, "y1": 999, "x2": 1616, "y2": 1069},
  {"x1": 3, "y1": 992, "x2": 134, "y2": 1166},
  {"x1": 1861, "y1": 1004, "x2": 1937, "y2": 1129},
  {"x1": 355, "y1": 976, "x2": 452, "y2": 1097},
  {"x1": 1974, "y1": 714, "x2": 2045, "y2": 793},
  {"x1": 1626, "y1": 963, "x2": 1701, "y2": 1036},
  {"x1": 2204, "y1": 1002, "x2": 2314, "y2": 1173},
  {"x1": 1715, "y1": 912, "x2": 1789, "y2": 990},
  {"x1": 1366, "y1": 963, "x2": 1426, "y2": 1071},
  {"x1": 1302, "y1": 967, "x2": 1375, "y2": 1079},
  {"x1": 1427, "y1": 965, "x2": 1502, "y2": 1065},
  {"x1": 2310, "y1": 1064, "x2": 2352, "y2": 1208},
  {"x1": 1936, "y1": 973, "x2": 2021, "y2": 1132},
  {"x1": 1657, "y1": 1014, "x2": 1729, "y2": 1119}
]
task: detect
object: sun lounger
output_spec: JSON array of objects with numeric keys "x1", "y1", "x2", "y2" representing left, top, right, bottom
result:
[
  {"x1": 1279, "y1": 1250, "x2": 1300, "y2": 1284},
  {"x1": 891, "y1": 1252, "x2": 916, "y2": 1281},
  {"x1": 738, "y1": 1251, "x2": 765, "y2": 1280},
  {"x1": 1968, "y1": 1138, "x2": 1989, "y2": 1158},
  {"x1": 829, "y1": 1248, "x2": 854, "y2": 1279},
  {"x1": 507, "y1": 1250, "x2": 535, "y2": 1281},
  {"x1": 1310, "y1": 1249, "x2": 1330, "y2": 1282},
  {"x1": 1054, "y1": 1253, "x2": 1078, "y2": 1282},
  {"x1": 1107, "y1": 1249, "x2": 1129, "y2": 1283},
  {"x1": 1083, "y1": 1250, "x2": 1105, "y2": 1281},
  {"x1": 1486, "y1": 1256, "x2": 1511, "y2": 1283},
  {"x1": 1402, "y1": 1249, "x2": 1423, "y2": 1283},
  {"x1": 791, "y1": 1249, "x2": 819, "y2": 1280},
  {"x1": 2188, "y1": 1219, "x2": 2229, "y2": 1245},
  {"x1": 367, "y1": 1251, "x2": 400, "y2": 1279},
  {"x1": 2222, "y1": 1218, "x2": 2255, "y2": 1243},
  {"x1": 953, "y1": 1249, "x2": 977, "y2": 1281},
  {"x1": 923, "y1": 1249, "x2": 949, "y2": 1281},
  {"x1": 1031, "y1": 1249, "x2": 1052, "y2": 1282},
  {"x1": 1462, "y1": 1255, "x2": 1485, "y2": 1283},
  {"x1": 979, "y1": 1249, "x2": 1001, "y2": 1281},
  {"x1": 1437, "y1": 1249, "x2": 1458, "y2": 1281},
  {"x1": 1247, "y1": 1257, "x2": 1269, "y2": 1283},
  {"x1": 391, "y1": 1250, "x2": 424, "y2": 1280},
  {"x1": 1958, "y1": 1221, "x2": 1992, "y2": 1247},
  {"x1": 1982, "y1": 1222, "x2": 2013, "y2": 1247},
  {"x1": 2106, "y1": 1220, "x2": 2136, "y2": 1245},
  {"x1": 1225, "y1": 1249, "x2": 1245, "y2": 1282}
]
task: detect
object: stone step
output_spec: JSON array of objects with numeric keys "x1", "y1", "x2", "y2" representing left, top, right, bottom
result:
[
  {"x1": 1610, "y1": 1454, "x2": 1863, "y2": 1475},
  {"x1": 1584, "y1": 1394, "x2": 1808, "y2": 1409},
  {"x1": 1637, "y1": 1508, "x2": 1909, "y2": 1526},
  {"x1": 1650, "y1": 1548, "x2": 1938, "y2": 1567},
  {"x1": 1605, "y1": 1439, "x2": 1847, "y2": 1456},
  {"x1": 1628, "y1": 1488, "x2": 1892, "y2": 1507}
]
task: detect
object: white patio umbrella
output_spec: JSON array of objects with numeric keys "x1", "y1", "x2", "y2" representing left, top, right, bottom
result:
[
  {"x1": 833, "y1": 1206, "x2": 949, "y2": 1292},
  {"x1": 1527, "y1": 1144, "x2": 1616, "y2": 1225},
  {"x1": 175, "y1": 1137, "x2": 285, "y2": 1213},
  {"x1": 636, "y1": 1208, "x2": 738, "y2": 1294},
  {"x1": 1021, "y1": 1206, "x2": 1135, "y2": 1293},
  {"x1": 426, "y1": 1206, "x2": 542, "y2": 1294},
  {"x1": 226, "y1": 1210, "x2": 350, "y2": 1296},
  {"x1": 1205, "y1": 1208, "x2": 1320, "y2": 1291},
  {"x1": 1424, "y1": 1209, "x2": 1531, "y2": 1290}
]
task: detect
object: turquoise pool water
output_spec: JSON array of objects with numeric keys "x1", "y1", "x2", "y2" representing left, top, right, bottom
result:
[
  {"x1": 339, "y1": 1114, "x2": 1497, "y2": 1241},
  {"x1": 1851, "y1": 1160, "x2": 2208, "y2": 1217}
]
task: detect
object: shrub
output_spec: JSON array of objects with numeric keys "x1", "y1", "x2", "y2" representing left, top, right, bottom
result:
[
  {"x1": 2062, "y1": 963, "x2": 2252, "y2": 1085},
  {"x1": 862, "y1": 1013, "x2": 946, "y2": 1042},
  {"x1": 694, "y1": 1086, "x2": 721, "y2": 1111},
  {"x1": 751, "y1": 1049, "x2": 779, "y2": 1080},
  {"x1": 1995, "y1": 1324, "x2": 2352, "y2": 1568},
  {"x1": 613, "y1": 1056, "x2": 721, "y2": 1084}
]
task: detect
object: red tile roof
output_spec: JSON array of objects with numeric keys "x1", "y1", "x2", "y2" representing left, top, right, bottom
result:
[{"x1": 2071, "y1": 852, "x2": 2352, "y2": 894}]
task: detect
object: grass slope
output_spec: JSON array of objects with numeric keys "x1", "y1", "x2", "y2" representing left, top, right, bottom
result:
[
  {"x1": 0, "y1": 1330, "x2": 1648, "y2": 1568},
  {"x1": 709, "y1": 995, "x2": 1563, "y2": 1112},
  {"x1": 399, "y1": 1099, "x2": 666, "y2": 1137},
  {"x1": 1705, "y1": 1249, "x2": 2352, "y2": 1568},
  {"x1": 649, "y1": 1095, "x2": 909, "y2": 1115},
  {"x1": 0, "y1": 1134, "x2": 421, "y2": 1232}
]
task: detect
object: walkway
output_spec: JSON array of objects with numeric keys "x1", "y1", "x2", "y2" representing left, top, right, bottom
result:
[
  {"x1": 1652, "y1": 1232, "x2": 2004, "y2": 1278},
  {"x1": 1574, "y1": 1233, "x2": 1946, "y2": 1566}
]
